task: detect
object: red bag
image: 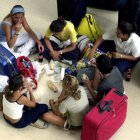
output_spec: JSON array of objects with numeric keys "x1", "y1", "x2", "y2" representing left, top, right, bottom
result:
[
  {"x1": 81, "y1": 88, "x2": 128, "y2": 140},
  {"x1": 17, "y1": 56, "x2": 37, "y2": 88}
]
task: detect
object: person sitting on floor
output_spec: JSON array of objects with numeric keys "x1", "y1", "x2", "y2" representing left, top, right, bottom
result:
[
  {"x1": 40, "y1": 17, "x2": 80, "y2": 62},
  {"x1": 83, "y1": 54, "x2": 124, "y2": 105},
  {"x1": 87, "y1": 22, "x2": 140, "y2": 81},
  {"x1": 43, "y1": 74, "x2": 89, "y2": 129},
  {"x1": 0, "y1": 5, "x2": 44, "y2": 58},
  {"x1": 2, "y1": 73, "x2": 48, "y2": 129}
]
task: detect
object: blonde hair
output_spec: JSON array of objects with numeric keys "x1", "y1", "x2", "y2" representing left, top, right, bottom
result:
[{"x1": 62, "y1": 74, "x2": 81, "y2": 100}]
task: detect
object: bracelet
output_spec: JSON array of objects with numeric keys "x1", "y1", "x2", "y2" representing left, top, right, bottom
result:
[
  {"x1": 14, "y1": 33, "x2": 19, "y2": 37},
  {"x1": 59, "y1": 50, "x2": 63, "y2": 55},
  {"x1": 120, "y1": 54, "x2": 123, "y2": 58},
  {"x1": 93, "y1": 90, "x2": 98, "y2": 94}
]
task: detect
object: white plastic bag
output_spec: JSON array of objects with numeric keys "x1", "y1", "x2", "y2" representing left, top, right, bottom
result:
[
  {"x1": 32, "y1": 61, "x2": 44, "y2": 80},
  {"x1": 0, "y1": 75, "x2": 9, "y2": 92}
]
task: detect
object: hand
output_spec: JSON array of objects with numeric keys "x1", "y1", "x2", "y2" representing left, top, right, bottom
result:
[
  {"x1": 83, "y1": 79, "x2": 91, "y2": 88},
  {"x1": 50, "y1": 51, "x2": 61, "y2": 61},
  {"x1": 89, "y1": 58, "x2": 96, "y2": 67},
  {"x1": 38, "y1": 42, "x2": 44, "y2": 52},
  {"x1": 23, "y1": 78, "x2": 32, "y2": 91},
  {"x1": 106, "y1": 51, "x2": 112, "y2": 58},
  {"x1": 49, "y1": 99, "x2": 59, "y2": 109},
  {"x1": 111, "y1": 52, "x2": 122, "y2": 59},
  {"x1": 13, "y1": 23, "x2": 22, "y2": 33},
  {"x1": 87, "y1": 51, "x2": 95, "y2": 60},
  {"x1": 54, "y1": 100, "x2": 59, "y2": 107}
]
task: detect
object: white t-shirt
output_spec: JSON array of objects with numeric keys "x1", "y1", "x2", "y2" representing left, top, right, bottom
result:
[
  {"x1": 3, "y1": 95, "x2": 24, "y2": 119},
  {"x1": 102, "y1": 32, "x2": 140, "y2": 57},
  {"x1": 59, "y1": 86, "x2": 89, "y2": 127}
]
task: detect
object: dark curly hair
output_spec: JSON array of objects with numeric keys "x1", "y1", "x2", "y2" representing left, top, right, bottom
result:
[{"x1": 96, "y1": 54, "x2": 113, "y2": 74}]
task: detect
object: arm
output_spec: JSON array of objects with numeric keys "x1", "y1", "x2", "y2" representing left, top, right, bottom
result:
[
  {"x1": 83, "y1": 68, "x2": 102, "y2": 101},
  {"x1": 111, "y1": 52, "x2": 139, "y2": 61},
  {"x1": 49, "y1": 99, "x2": 63, "y2": 116},
  {"x1": 60, "y1": 42, "x2": 77, "y2": 54},
  {"x1": 59, "y1": 24, "x2": 77, "y2": 54},
  {"x1": 88, "y1": 36, "x2": 104, "y2": 60},
  {"x1": 51, "y1": 89, "x2": 68, "y2": 110},
  {"x1": 44, "y1": 36, "x2": 61, "y2": 60},
  {"x1": 18, "y1": 82, "x2": 36, "y2": 108},
  {"x1": 3, "y1": 22, "x2": 21, "y2": 48},
  {"x1": 49, "y1": 88, "x2": 69, "y2": 116},
  {"x1": 22, "y1": 17, "x2": 44, "y2": 52}
]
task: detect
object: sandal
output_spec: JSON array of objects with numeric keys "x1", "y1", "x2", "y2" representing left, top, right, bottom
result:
[
  {"x1": 30, "y1": 119, "x2": 48, "y2": 129},
  {"x1": 124, "y1": 69, "x2": 132, "y2": 81}
]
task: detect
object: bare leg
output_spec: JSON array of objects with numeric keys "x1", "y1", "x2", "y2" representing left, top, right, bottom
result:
[{"x1": 42, "y1": 111, "x2": 66, "y2": 127}]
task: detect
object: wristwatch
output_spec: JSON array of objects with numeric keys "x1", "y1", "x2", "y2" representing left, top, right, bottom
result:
[
  {"x1": 59, "y1": 50, "x2": 63, "y2": 55},
  {"x1": 14, "y1": 33, "x2": 19, "y2": 37}
]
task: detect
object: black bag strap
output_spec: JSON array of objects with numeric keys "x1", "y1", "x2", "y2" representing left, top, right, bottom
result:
[
  {"x1": 86, "y1": 14, "x2": 100, "y2": 41},
  {"x1": 0, "y1": 52, "x2": 17, "y2": 76}
]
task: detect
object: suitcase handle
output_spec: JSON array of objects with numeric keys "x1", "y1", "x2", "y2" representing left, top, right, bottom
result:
[{"x1": 98, "y1": 100, "x2": 112, "y2": 113}]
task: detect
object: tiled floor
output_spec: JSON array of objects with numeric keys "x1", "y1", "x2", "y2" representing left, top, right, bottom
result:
[{"x1": 0, "y1": 1, "x2": 140, "y2": 140}]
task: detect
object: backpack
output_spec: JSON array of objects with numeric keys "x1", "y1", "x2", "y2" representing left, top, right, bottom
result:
[
  {"x1": 17, "y1": 56, "x2": 37, "y2": 88},
  {"x1": 77, "y1": 14, "x2": 102, "y2": 42}
]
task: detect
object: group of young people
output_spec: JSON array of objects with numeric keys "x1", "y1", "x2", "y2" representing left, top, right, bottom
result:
[{"x1": 0, "y1": 4, "x2": 140, "y2": 129}]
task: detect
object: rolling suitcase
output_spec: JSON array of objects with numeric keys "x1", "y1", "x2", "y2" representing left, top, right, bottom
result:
[
  {"x1": 0, "y1": 44, "x2": 18, "y2": 78},
  {"x1": 81, "y1": 88, "x2": 128, "y2": 140}
]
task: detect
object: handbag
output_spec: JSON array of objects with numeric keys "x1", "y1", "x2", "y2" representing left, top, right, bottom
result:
[{"x1": 17, "y1": 56, "x2": 37, "y2": 88}]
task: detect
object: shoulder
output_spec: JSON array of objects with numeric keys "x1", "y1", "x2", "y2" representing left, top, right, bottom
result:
[
  {"x1": 111, "y1": 66, "x2": 121, "y2": 76},
  {"x1": 2, "y1": 17, "x2": 12, "y2": 26},
  {"x1": 102, "y1": 31, "x2": 116, "y2": 40},
  {"x1": 130, "y1": 33, "x2": 140, "y2": 40},
  {"x1": 65, "y1": 21, "x2": 75, "y2": 29},
  {"x1": 128, "y1": 33, "x2": 140, "y2": 47}
]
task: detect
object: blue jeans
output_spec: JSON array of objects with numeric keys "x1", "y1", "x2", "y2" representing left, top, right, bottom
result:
[
  {"x1": 4, "y1": 103, "x2": 48, "y2": 128},
  {"x1": 40, "y1": 38, "x2": 80, "y2": 61},
  {"x1": 98, "y1": 40, "x2": 138, "y2": 73}
]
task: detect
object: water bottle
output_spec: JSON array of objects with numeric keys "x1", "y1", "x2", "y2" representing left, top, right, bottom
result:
[
  {"x1": 38, "y1": 48, "x2": 43, "y2": 62},
  {"x1": 53, "y1": 62, "x2": 61, "y2": 82},
  {"x1": 20, "y1": 59, "x2": 30, "y2": 68}
]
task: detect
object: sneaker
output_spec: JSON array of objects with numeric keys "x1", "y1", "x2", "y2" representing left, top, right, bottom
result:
[
  {"x1": 124, "y1": 69, "x2": 132, "y2": 81},
  {"x1": 30, "y1": 119, "x2": 48, "y2": 129}
]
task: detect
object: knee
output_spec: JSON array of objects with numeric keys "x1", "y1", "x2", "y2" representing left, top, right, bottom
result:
[{"x1": 36, "y1": 104, "x2": 48, "y2": 112}]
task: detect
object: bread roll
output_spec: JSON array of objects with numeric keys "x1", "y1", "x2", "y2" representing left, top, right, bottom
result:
[{"x1": 47, "y1": 80, "x2": 58, "y2": 92}]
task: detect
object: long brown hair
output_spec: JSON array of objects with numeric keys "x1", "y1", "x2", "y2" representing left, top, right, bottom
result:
[{"x1": 62, "y1": 74, "x2": 81, "y2": 100}]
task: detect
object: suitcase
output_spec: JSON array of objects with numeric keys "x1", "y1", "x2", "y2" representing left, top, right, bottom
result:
[
  {"x1": 57, "y1": 0, "x2": 87, "y2": 27},
  {"x1": 81, "y1": 88, "x2": 128, "y2": 140},
  {"x1": 0, "y1": 44, "x2": 18, "y2": 78},
  {"x1": 77, "y1": 14, "x2": 102, "y2": 42}
]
